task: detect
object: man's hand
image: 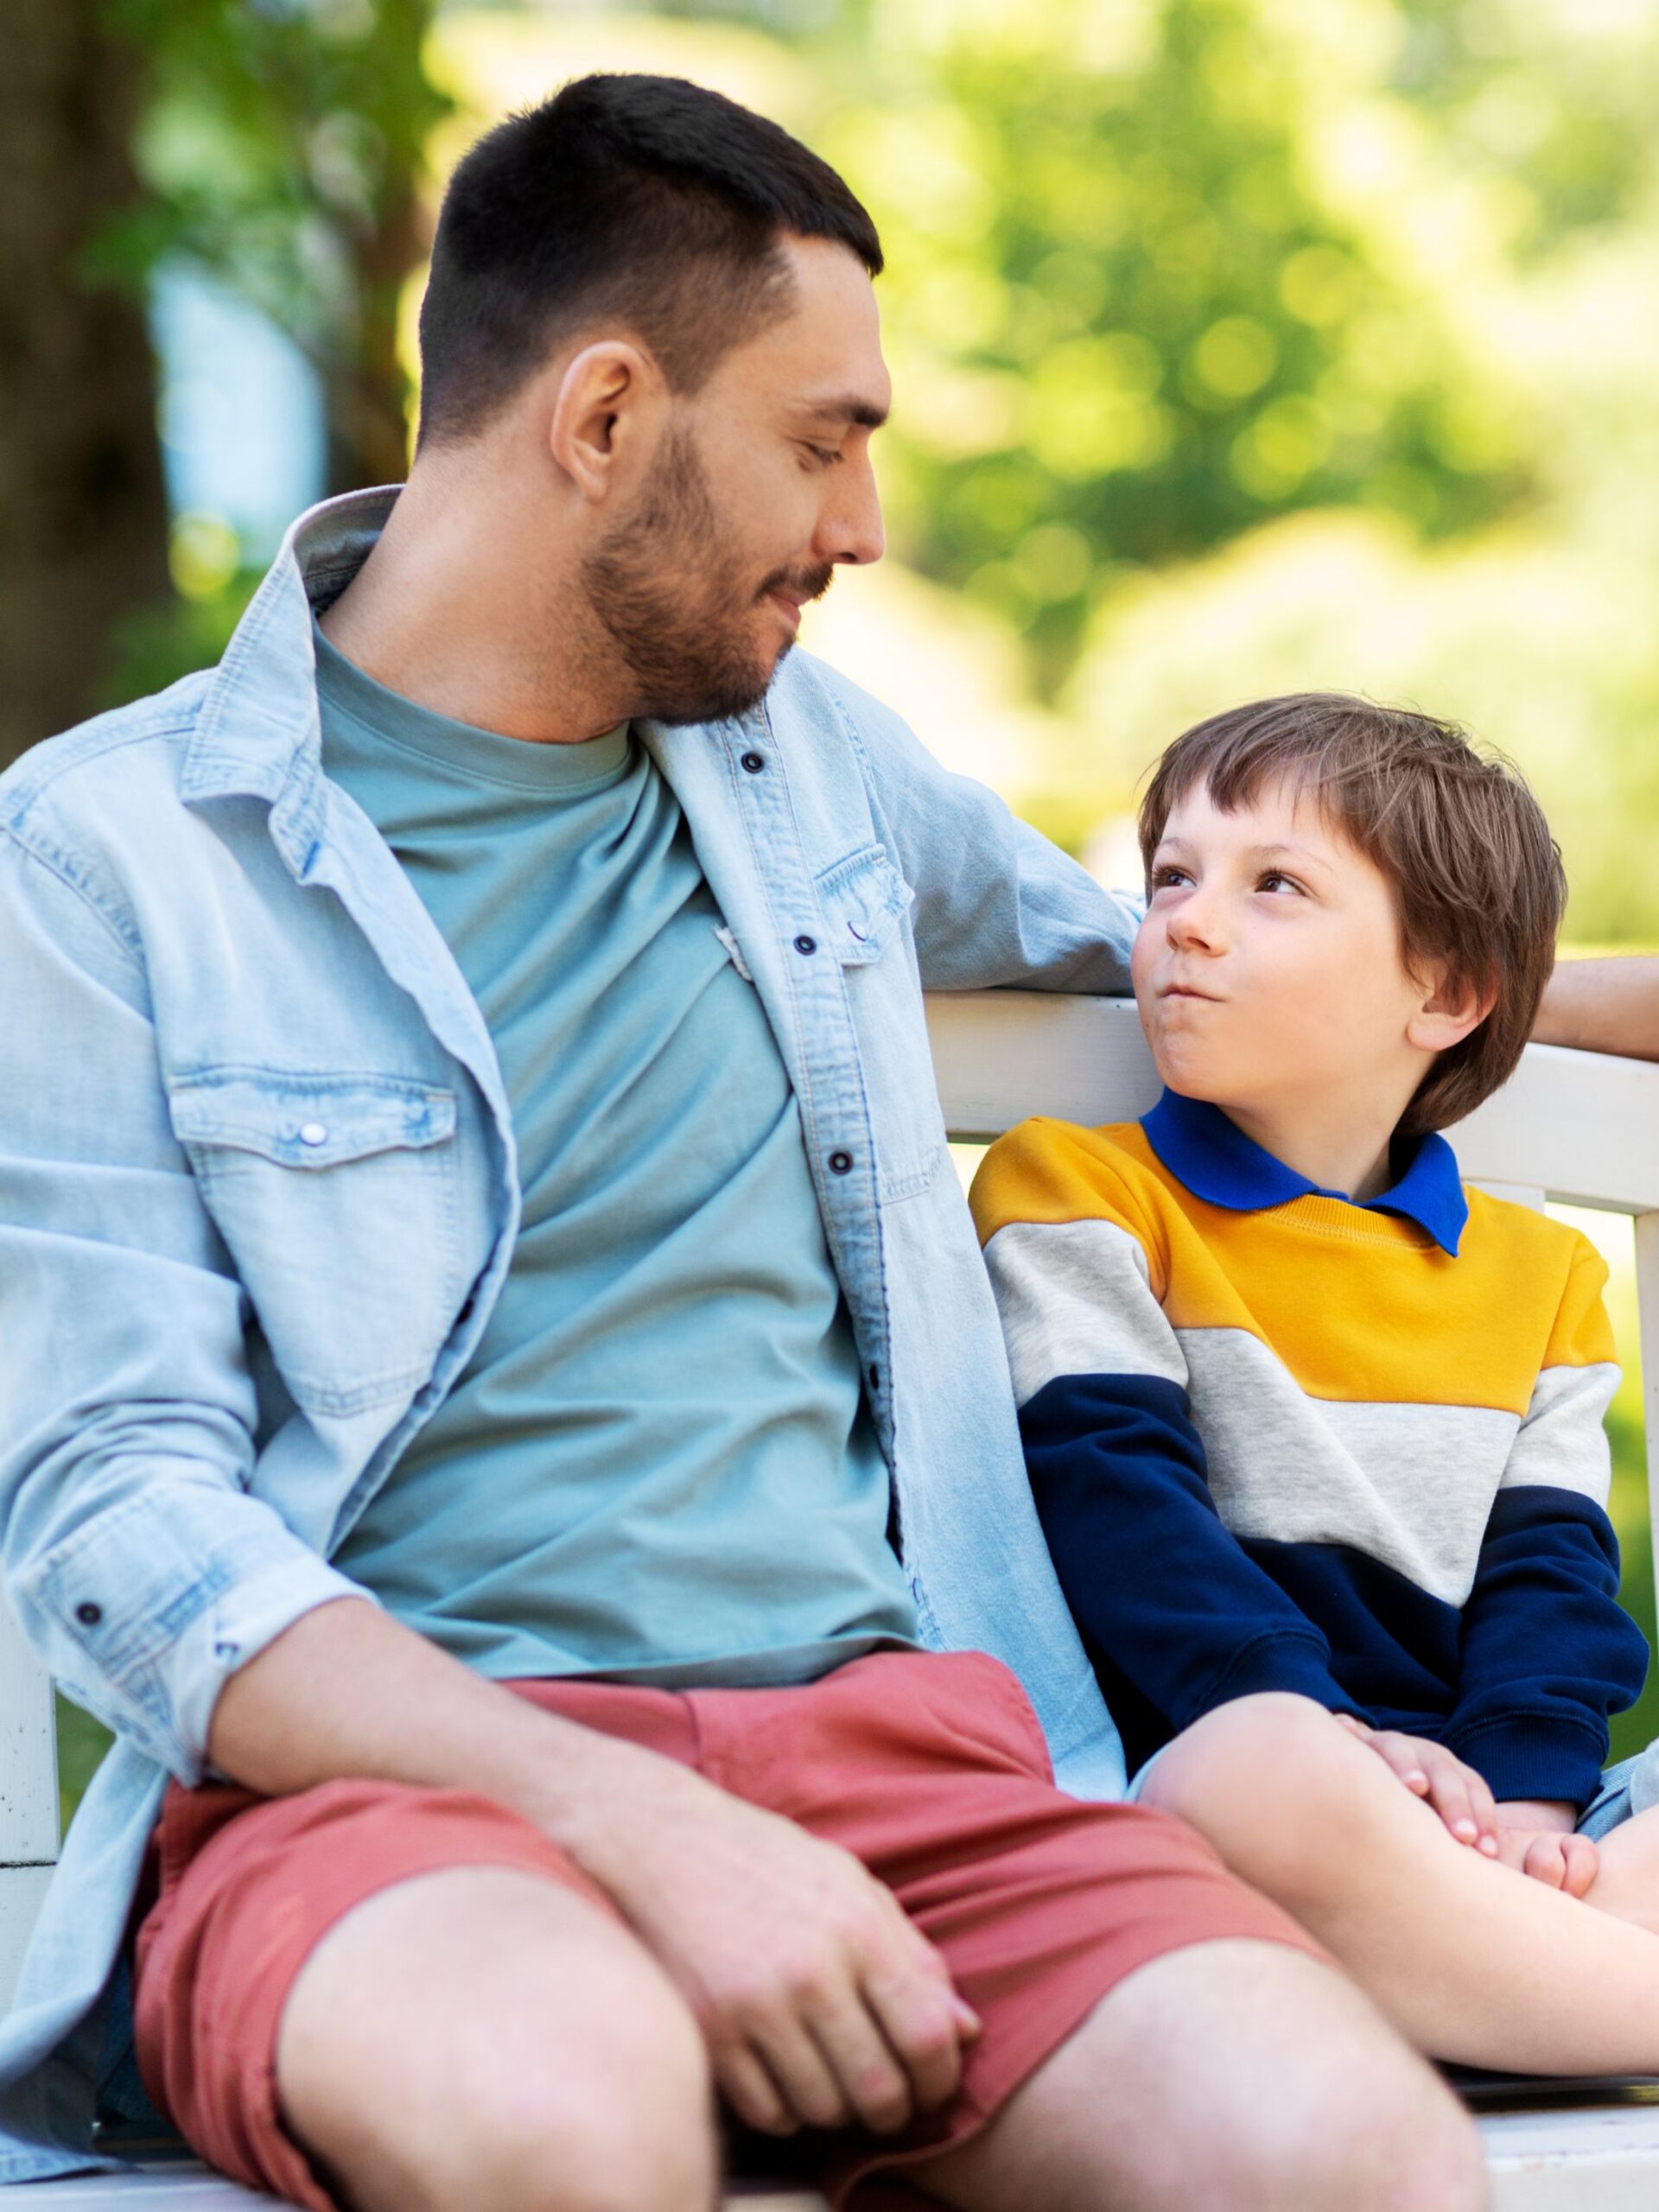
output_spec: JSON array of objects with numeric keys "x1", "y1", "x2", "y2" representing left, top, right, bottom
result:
[
  {"x1": 1333, "y1": 1716, "x2": 1499, "y2": 1856},
  {"x1": 1492, "y1": 1800, "x2": 1599, "y2": 1897},
  {"x1": 563, "y1": 1741, "x2": 980, "y2": 2139}
]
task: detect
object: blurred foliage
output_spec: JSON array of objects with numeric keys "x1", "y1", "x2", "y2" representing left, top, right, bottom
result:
[
  {"x1": 820, "y1": 0, "x2": 1529, "y2": 696},
  {"x1": 56, "y1": 1695, "x2": 113, "y2": 1842},
  {"x1": 1608, "y1": 1400, "x2": 1657, "y2": 1765},
  {"x1": 95, "y1": 0, "x2": 449, "y2": 486}
]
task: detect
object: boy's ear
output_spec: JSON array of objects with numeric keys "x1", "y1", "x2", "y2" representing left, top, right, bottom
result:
[{"x1": 1408, "y1": 966, "x2": 1496, "y2": 1055}]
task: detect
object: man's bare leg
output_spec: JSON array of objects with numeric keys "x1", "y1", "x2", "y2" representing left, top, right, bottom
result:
[
  {"x1": 1141, "y1": 1694, "x2": 1659, "y2": 2074},
  {"x1": 912, "y1": 1940, "x2": 1484, "y2": 2212},
  {"x1": 275, "y1": 1866, "x2": 719, "y2": 2212}
]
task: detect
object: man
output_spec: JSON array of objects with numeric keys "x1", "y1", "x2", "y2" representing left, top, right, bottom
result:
[{"x1": 3, "y1": 70, "x2": 1602, "y2": 2211}]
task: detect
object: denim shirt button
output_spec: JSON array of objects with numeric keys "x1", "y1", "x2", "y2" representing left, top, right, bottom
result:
[
  {"x1": 829, "y1": 1150, "x2": 854, "y2": 1175},
  {"x1": 740, "y1": 752, "x2": 766, "y2": 774},
  {"x1": 793, "y1": 935, "x2": 818, "y2": 957},
  {"x1": 298, "y1": 1122, "x2": 328, "y2": 1147},
  {"x1": 75, "y1": 1601, "x2": 102, "y2": 1627}
]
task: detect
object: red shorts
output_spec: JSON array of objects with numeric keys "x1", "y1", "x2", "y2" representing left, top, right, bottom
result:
[{"x1": 131, "y1": 1649, "x2": 1316, "y2": 2209}]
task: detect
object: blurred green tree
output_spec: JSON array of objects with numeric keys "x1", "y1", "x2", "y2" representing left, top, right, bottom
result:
[
  {"x1": 0, "y1": 0, "x2": 170, "y2": 766},
  {"x1": 99, "y1": 0, "x2": 450, "y2": 492},
  {"x1": 822, "y1": 0, "x2": 1530, "y2": 698}
]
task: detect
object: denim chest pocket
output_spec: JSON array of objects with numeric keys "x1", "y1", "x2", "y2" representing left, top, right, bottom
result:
[
  {"x1": 813, "y1": 842, "x2": 913, "y2": 966},
  {"x1": 167, "y1": 1069, "x2": 463, "y2": 1417},
  {"x1": 811, "y1": 846, "x2": 944, "y2": 1204}
]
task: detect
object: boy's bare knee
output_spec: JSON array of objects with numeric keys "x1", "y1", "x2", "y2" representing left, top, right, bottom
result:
[{"x1": 1142, "y1": 1695, "x2": 1376, "y2": 1900}]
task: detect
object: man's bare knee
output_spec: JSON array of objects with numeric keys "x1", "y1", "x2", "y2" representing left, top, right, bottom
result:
[
  {"x1": 276, "y1": 1865, "x2": 718, "y2": 2212},
  {"x1": 925, "y1": 1939, "x2": 1483, "y2": 2212},
  {"x1": 1114, "y1": 1944, "x2": 1485, "y2": 2212}
]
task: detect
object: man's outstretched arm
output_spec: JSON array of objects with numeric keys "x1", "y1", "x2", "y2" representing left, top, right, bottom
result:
[{"x1": 1535, "y1": 957, "x2": 1659, "y2": 1059}]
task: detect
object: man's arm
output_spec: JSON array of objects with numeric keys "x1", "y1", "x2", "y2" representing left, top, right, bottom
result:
[
  {"x1": 1535, "y1": 957, "x2": 1659, "y2": 1059},
  {"x1": 807, "y1": 658, "x2": 1138, "y2": 995}
]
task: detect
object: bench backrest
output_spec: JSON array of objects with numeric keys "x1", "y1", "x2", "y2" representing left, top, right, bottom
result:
[{"x1": 3, "y1": 994, "x2": 1656, "y2": 2010}]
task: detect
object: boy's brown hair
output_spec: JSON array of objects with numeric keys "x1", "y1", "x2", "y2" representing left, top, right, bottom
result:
[{"x1": 1137, "y1": 693, "x2": 1567, "y2": 1135}]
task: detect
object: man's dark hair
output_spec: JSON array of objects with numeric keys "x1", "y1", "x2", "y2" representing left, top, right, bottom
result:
[
  {"x1": 416, "y1": 73, "x2": 883, "y2": 448},
  {"x1": 1138, "y1": 694, "x2": 1567, "y2": 1135}
]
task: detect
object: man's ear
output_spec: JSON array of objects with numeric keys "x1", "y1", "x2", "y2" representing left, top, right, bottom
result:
[
  {"x1": 1408, "y1": 965, "x2": 1497, "y2": 1056},
  {"x1": 548, "y1": 340, "x2": 662, "y2": 504}
]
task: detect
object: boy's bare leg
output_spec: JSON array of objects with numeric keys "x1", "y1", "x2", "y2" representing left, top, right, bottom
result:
[
  {"x1": 1140, "y1": 1693, "x2": 1659, "y2": 2075},
  {"x1": 912, "y1": 1940, "x2": 1484, "y2": 2212},
  {"x1": 275, "y1": 1864, "x2": 719, "y2": 2212},
  {"x1": 1576, "y1": 1807, "x2": 1659, "y2": 1933}
]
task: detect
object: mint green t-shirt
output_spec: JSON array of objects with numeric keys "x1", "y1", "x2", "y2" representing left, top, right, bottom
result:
[{"x1": 319, "y1": 630, "x2": 918, "y2": 1684}]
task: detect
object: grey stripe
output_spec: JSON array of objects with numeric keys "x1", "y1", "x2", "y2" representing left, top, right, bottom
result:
[
  {"x1": 1498, "y1": 1362, "x2": 1618, "y2": 1504},
  {"x1": 1180, "y1": 1327, "x2": 1518, "y2": 1606},
  {"x1": 982, "y1": 1217, "x2": 1185, "y2": 1408}
]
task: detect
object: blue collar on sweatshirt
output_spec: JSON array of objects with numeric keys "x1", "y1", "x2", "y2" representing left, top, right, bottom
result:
[{"x1": 1141, "y1": 1089, "x2": 1468, "y2": 1257}]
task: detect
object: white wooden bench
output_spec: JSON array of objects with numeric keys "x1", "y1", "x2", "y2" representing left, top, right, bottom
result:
[{"x1": 6, "y1": 990, "x2": 1659, "y2": 2206}]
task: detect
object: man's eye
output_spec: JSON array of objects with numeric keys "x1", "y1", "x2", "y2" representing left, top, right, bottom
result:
[{"x1": 804, "y1": 443, "x2": 843, "y2": 467}]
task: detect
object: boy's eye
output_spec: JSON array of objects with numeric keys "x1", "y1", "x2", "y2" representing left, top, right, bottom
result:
[
  {"x1": 1258, "y1": 870, "x2": 1304, "y2": 895},
  {"x1": 1149, "y1": 865, "x2": 1192, "y2": 891}
]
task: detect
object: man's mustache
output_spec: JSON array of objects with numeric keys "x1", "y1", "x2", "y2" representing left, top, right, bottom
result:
[{"x1": 756, "y1": 563, "x2": 836, "y2": 608}]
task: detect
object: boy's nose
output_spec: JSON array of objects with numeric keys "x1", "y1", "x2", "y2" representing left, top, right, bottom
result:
[{"x1": 1166, "y1": 896, "x2": 1225, "y2": 953}]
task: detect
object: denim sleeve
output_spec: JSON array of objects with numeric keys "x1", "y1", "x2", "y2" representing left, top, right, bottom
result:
[
  {"x1": 0, "y1": 830, "x2": 373, "y2": 1783},
  {"x1": 813, "y1": 661, "x2": 1138, "y2": 995}
]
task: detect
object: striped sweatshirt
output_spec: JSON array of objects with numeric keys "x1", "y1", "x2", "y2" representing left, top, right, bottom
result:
[{"x1": 969, "y1": 1089, "x2": 1649, "y2": 1808}]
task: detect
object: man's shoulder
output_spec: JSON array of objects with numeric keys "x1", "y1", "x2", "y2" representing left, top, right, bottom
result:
[
  {"x1": 0, "y1": 674, "x2": 216, "y2": 945},
  {"x1": 0, "y1": 672, "x2": 213, "y2": 842}
]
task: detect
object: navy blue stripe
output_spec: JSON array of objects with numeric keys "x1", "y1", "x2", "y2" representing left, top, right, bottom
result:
[
  {"x1": 1023, "y1": 1376, "x2": 1649, "y2": 1800},
  {"x1": 1021, "y1": 1373, "x2": 1359, "y2": 1777}
]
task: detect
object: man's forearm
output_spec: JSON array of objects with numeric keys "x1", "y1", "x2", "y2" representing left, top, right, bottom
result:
[
  {"x1": 206, "y1": 1594, "x2": 663, "y2": 1855},
  {"x1": 1535, "y1": 957, "x2": 1659, "y2": 1060}
]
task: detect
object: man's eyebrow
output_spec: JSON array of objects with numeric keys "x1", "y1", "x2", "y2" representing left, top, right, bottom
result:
[{"x1": 799, "y1": 394, "x2": 890, "y2": 430}]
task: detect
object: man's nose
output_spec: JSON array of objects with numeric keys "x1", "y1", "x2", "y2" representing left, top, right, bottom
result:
[{"x1": 819, "y1": 454, "x2": 886, "y2": 568}]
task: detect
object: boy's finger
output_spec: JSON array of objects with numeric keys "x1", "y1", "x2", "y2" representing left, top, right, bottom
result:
[
  {"x1": 1425, "y1": 1759, "x2": 1481, "y2": 1846},
  {"x1": 1463, "y1": 1767, "x2": 1499, "y2": 1853},
  {"x1": 1522, "y1": 1834, "x2": 1567, "y2": 1888},
  {"x1": 1563, "y1": 1834, "x2": 1600, "y2": 1899}
]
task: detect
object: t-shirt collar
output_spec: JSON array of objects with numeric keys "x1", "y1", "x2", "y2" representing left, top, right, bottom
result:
[{"x1": 1141, "y1": 1089, "x2": 1467, "y2": 1256}]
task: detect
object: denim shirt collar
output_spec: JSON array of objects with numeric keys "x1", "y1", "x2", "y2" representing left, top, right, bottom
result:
[
  {"x1": 1141, "y1": 1088, "x2": 1468, "y2": 1256},
  {"x1": 179, "y1": 486, "x2": 400, "y2": 865}
]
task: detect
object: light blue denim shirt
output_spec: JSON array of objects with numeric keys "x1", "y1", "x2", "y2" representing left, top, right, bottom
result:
[{"x1": 0, "y1": 487, "x2": 1134, "y2": 2178}]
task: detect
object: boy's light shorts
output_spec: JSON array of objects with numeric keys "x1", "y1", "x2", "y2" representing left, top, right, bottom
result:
[{"x1": 1123, "y1": 1718, "x2": 1659, "y2": 1841}]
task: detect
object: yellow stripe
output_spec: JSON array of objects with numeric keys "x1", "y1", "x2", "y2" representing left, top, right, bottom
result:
[{"x1": 970, "y1": 1117, "x2": 1607, "y2": 1416}]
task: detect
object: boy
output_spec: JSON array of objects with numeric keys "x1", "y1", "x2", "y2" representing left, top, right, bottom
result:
[{"x1": 971, "y1": 694, "x2": 1659, "y2": 2073}]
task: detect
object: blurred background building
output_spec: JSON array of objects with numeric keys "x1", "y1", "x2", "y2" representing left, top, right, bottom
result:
[{"x1": 7, "y1": 0, "x2": 1658, "y2": 1809}]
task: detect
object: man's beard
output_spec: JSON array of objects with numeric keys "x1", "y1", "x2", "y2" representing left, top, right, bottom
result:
[{"x1": 580, "y1": 424, "x2": 832, "y2": 727}]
